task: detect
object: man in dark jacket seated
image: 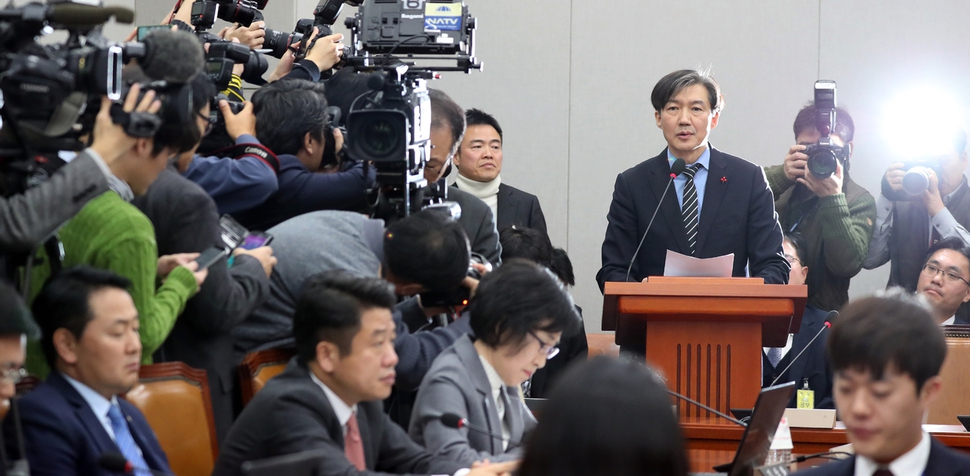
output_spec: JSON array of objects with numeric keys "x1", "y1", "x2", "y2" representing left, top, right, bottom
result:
[{"x1": 214, "y1": 271, "x2": 515, "y2": 476}]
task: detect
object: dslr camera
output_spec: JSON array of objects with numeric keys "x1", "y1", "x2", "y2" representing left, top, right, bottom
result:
[{"x1": 805, "y1": 80, "x2": 850, "y2": 179}]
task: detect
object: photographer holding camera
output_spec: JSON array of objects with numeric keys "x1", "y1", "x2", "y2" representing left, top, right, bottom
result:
[
  {"x1": 765, "y1": 101, "x2": 875, "y2": 311},
  {"x1": 25, "y1": 78, "x2": 210, "y2": 376},
  {"x1": 232, "y1": 79, "x2": 373, "y2": 230},
  {"x1": 864, "y1": 128, "x2": 970, "y2": 300}
]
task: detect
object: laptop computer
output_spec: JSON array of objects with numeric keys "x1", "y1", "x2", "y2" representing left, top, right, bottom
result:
[
  {"x1": 711, "y1": 381, "x2": 796, "y2": 476},
  {"x1": 241, "y1": 450, "x2": 325, "y2": 476}
]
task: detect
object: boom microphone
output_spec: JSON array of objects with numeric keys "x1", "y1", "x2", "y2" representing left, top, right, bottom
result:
[
  {"x1": 136, "y1": 29, "x2": 206, "y2": 83},
  {"x1": 626, "y1": 158, "x2": 687, "y2": 282},
  {"x1": 439, "y1": 413, "x2": 522, "y2": 448},
  {"x1": 48, "y1": 4, "x2": 135, "y2": 26},
  {"x1": 768, "y1": 312, "x2": 837, "y2": 387}
]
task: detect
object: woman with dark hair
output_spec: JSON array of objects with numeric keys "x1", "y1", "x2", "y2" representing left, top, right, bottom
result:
[
  {"x1": 499, "y1": 227, "x2": 588, "y2": 397},
  {"x1": 517, "y1": 356, "x2": 690, "y2": 476},
  {"x1": 408, "y1": 259, "x2": 581, "y2": 465}
]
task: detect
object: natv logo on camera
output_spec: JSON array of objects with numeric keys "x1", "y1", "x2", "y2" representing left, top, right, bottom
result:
[{"x1": 424, "y1": 3, "x2": 461, "y2": 31}]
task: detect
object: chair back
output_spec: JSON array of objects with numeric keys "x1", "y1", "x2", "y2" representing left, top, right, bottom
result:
[
  {"x1": 586, "y1": 333, "x2": 619, "y2": 359},
  {"x1": 928, "y1": 330, "x2": 970, "y2": 424},
  {"x1": 125, "y1": 362, "x2": 218, "y2": 476},
  {"x1": 238, "y1": 348, "x2": 296, "y2": 406}
]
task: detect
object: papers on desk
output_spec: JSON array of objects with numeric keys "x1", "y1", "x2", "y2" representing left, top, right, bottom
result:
[{"x1": 664, "y1": 250, "x2": 735, "y2": 277}]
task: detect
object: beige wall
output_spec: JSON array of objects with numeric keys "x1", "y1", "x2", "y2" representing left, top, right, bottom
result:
[{"x1": 74, "y1": 0, "x2": 970, "y2": 332}]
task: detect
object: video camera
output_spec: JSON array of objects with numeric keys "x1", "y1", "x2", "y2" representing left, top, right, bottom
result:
[
  {"x1": 805, "y1": 80, "x2": 850, "y2": 179},
  {"x1": 339, "y1": 0, "x2": 482, "y2": 222}
]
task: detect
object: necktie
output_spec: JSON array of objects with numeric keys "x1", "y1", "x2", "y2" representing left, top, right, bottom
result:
[
  {"x1": 873, "y1": 469, "x2": 894, "y2": 476},
  {"x1": 107, "y1": 404, "x2": 151, "y2": 476},
  {"x1": 682, "y1": 164, "x2": 701, "y2": 255},
  {"x1": 766, "y1": 347, "x2": 784, "y2": 368},
  {"x1": 344, "y1": 412, "x2": 366, "y2": 471}
]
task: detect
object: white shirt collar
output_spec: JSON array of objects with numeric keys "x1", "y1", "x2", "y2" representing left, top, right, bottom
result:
[
  {"x1": 855, "y1": 431, "x2": 930, "y2": 476},
  {"x1": 942, "y1": 316, "x2": 956, "y2": 326},
  {"x1": 61, "y1": 372, "x2": 120, "y2": 440},
  {"x1": 309, "y1": 371, "x2": 356, "y2": 432},
  {"x1": 477, "y1": 354, "x2": 505, "y2": 394}
]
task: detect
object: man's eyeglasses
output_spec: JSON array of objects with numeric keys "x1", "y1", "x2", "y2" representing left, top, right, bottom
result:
[
  {"x1": 922, "y1": 263, "x2": 970, "y2": 286},
  {"x1": 0, "y1": 366, "x2": 26, "y2": 384},
  {"x1": 527, "y1": 330, "x2": 560, "y2": 359},
  {"x1": 198, "y1": 111, "x2": 216, "y2": 137},
  {"x1": 784, "y1": 254, "x2": 800, "y2": 266}
]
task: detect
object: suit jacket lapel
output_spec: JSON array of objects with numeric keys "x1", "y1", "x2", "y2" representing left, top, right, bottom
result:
[
  {"x1": 650, "y1": 150, "x2": 689, "y2": 254},
  {"x1": 355, "y1": 405, "x2": 375, "y2": 470},
  {"x1": 496, "y1": 184, "x2": 514, "y2": 230},
  {"x1": 696, "y1": 147, "x2": 728, "y2": 254},
  {"x1": 121, "y1": 403, "x2": 168, "y2": 472},
  {"x1": 48, "y1": 373, "x2": 118, "y2": 459},
  {"x1": 455, "y1": 338, "x2": 503, "y2": 454}
]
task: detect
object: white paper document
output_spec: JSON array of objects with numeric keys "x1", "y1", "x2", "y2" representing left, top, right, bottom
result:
[{"x1": 663, "y1": 250, "x2": 734, "y2": 277}]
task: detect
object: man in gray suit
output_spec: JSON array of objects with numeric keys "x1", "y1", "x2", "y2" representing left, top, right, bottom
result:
[
  {"x1": 452, "y1": 109, "x2": 547, "y2": 235},
  {"x1": 214, "y1": 272, "x2": 516, "y2": 476}
]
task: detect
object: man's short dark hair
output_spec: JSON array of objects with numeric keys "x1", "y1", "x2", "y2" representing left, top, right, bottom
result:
[
  {"x1": 464, "y1": 108, "x2": 502, "y2": 140},
  {"x1": 384, "y1": 209, "x2": 469, "y2": 292},
  {"x1": 32, "y1": 266, "x2": 132, "y2": 368},
  {"x1": 468, "y1": 259, "x2": 581, "y2": 349},
  {"x1": 293, "y1": 270, "x2": 396, "y2": 363},
  {"x1": 252, "y1": 79, "x2": 328, "y2": 156},
  {"x1": 923, "y1": 236, "x2": 970, "y2": 274},
  {"x1": 792, "y1": 102, "x2": 855, "y2": 144},
  {"x1": 650, "y1": 69, "x2": 723, "y2": 114},
  {"x1": 428, "y1": 88, "x2": 465, "y2": 160},
  {"x1": 828, "y1": 290, "x2": 946, "y2": 393},
  {"x1": 0, "y1": 280, "x2": 38, "y2": 338}
]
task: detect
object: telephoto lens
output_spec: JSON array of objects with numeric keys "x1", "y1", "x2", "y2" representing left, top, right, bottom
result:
[{"x1": 902, "y1": 166, "x2": 933, "y2": 195}]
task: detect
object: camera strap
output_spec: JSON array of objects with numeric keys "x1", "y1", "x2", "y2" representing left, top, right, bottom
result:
[{"x1": 212, "y1": 143, "x2": 280, "y2": 174}]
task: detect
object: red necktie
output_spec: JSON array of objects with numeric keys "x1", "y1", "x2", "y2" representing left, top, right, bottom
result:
[
  {"x1": 873, "y1": 469, "x2": 894, "y2": 476},
  {"x1": 345, "y1": 412, "x2": 366, "y2": 470}
]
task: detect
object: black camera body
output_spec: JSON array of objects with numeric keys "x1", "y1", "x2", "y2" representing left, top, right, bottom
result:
[
  {"x1": 418, "y1": 251, "x2": 488, "y2": 309},
  {"x1": 190, "y1": 0, "x2": 265, "y2": 30},
  {"x1": 340, "y1": 0, "x2": 481, "y2": 222},
  {"x1": 805, "y1": 80, "x2": 849, "y2": 179},
  {"x1": 197, "y1": 93, "x2": 244, "y2": 156}
]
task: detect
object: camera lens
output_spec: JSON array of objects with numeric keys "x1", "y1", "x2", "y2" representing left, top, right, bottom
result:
[
  {"x1": 902, "y1": 166, "x2": 932, "y2": 195},
  {"x1": 360, "y1": 117, "x2": 400, "y2": 158},
  {"x1": 263, "y1": 29, "x2": 295, "y2": 59},
  {"x1": 806, "y1": 147, "x2": 838, "y2": 178}
]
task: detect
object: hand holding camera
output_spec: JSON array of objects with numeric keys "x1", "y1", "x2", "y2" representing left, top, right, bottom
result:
[
  {"x1": 797, "y1": 156, "x2": 843, "y2": 198},
  {"x1": 91, "y1": 84, "x2": 161, "y2": 166},
  {"x1": 305, "y1": 28, "x2": 344, "y2": 71},
  {"x1": 219, "y1": 99, "x2": 257, "y2": 140},
  {"x1": 220, "y1": 20, "x2": 266, "y2": 50}
]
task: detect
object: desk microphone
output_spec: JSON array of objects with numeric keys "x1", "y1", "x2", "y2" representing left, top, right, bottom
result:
[
  {"x1": 626, "y1": 158, "x2": 687, "y2": 282},
  {"x1": 98, "y1": 452, "x2": 175, "y2": 476},
  {"x1": 768, "y1": 312, "x2": 837, "y2": 387},
  {"x1": 663, "y1": 389, "x2": 747, "y2": 427},
  {"x1": 439, "y1": 413, "x2": 522, "y2": 448}
]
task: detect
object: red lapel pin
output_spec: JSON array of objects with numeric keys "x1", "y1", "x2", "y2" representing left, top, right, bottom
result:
[{"x1": 721, "y1": 176, "x2": 727, "y2": 183}]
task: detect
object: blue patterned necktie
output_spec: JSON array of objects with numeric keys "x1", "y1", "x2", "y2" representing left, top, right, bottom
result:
[
  {"x1": 107, "y1": 404, "x2": 151, "y2": 475},
  {"x1": 681, "y1": 164, "x2": 702, "y2": 255},
  {"x1": 766, "y1": 347, "x2": 784, "y2": 368}
]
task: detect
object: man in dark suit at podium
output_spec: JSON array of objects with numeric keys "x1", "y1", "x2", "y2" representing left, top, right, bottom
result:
[
  {"x1": 794, "y1": 291, "x2": 970, "y2": 475},
  {"x1": 597, "y1": 69, "x2": 789, "y2": 354},
  {"x1": 763, "y1": 233, "x2": 833, "y2": 409}
]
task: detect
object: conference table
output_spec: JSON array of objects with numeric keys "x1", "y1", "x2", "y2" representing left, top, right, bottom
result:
[{"x1": 681, "y1": 415, "x2": 970, "y2": 473}]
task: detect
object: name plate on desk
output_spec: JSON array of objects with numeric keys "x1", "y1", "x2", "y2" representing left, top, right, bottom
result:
[{"x1": 783, "y1": 408, "x2": 836, "y2": 429}]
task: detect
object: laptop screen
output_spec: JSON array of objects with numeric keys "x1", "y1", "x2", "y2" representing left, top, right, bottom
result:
[{"x1": 727, "y1": 382, "x2": 796, "y2": 476}]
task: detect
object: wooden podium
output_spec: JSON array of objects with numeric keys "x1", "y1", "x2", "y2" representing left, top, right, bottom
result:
[{"x1": 602, "y1": 277, "x2": 807, "y2": 418}]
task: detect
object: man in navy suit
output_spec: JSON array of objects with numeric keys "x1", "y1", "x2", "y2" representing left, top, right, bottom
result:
[
  {"x1": 762, "y1": 233, "x2": 833, "y2": 409},
  {"x1": 914, "y1": 237, "x2": 970, "y2": 326},
  {"x1": 795, "y1": 291, "x2": 970, "y2": 475},
  {"x1": 597, "y1": 68, "x2": 789, "y2": 352},
  {"x1": 2, "y1": 267, "x2": 170, "y2": 476}
]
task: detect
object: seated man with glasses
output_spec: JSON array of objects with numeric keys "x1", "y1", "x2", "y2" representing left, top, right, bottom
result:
[
  {"x1": 915, "y1": 237, "x2": 970, "y2": 325},
  {"x1": 408, "y1": 259, "x2": 582, "y2": 465}
]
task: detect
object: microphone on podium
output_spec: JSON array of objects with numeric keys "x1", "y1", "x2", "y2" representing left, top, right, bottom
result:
[
  {"x1": 663, "y1": 388, "x2": 748, "y2": 427},
  {"x1": 439, "y1": 413, "x2": 522, "y2": 448},
  {"x1": 768, "y1": 311, "x2": 837, "y2": 387},
  {"x1": 626, "y1": 158, "x2": 687, "y2": 282}
]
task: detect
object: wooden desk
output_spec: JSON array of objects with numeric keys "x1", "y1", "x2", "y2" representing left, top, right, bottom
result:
[{"x1": 681, "y1": 416, "x2": 970, "y2": 455}]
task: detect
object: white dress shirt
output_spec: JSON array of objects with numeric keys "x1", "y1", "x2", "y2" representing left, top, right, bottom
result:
[
  {"x1": 478, "y1": 354, "x2": 511, "y2": 451},
  {"x1": 855, "y1": 431, "x2": 930, "y2": 476}
]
